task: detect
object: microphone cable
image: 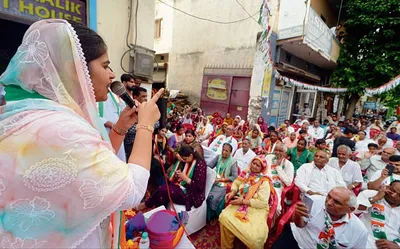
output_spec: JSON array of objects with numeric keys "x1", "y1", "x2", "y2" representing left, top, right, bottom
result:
[{"x1": 158, "y1": 152, "x2": 193, "y2": 242}]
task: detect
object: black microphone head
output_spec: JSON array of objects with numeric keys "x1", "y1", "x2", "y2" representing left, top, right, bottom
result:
[{"x1": 110, "y1": 81, "x2": 126, "y2": 96}]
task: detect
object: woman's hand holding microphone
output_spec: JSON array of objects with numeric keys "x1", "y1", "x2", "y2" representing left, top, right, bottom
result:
[{"x1": 114, "y1": 89, "x2": 164, "y2": 133}]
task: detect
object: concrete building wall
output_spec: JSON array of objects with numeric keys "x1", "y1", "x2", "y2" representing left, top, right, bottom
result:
[
  {"x1": 97, "y1": 0, "x2": 129, "y2": 79},
  {"x1": 154, "y1": 0, "x2": 174, "y2": 55},
  {"x1": 166, "y1": 0, "x2": 263, "y2": 104},
  {"x1": 97, "y1": 0, "x2": 155, "y2": 98}
]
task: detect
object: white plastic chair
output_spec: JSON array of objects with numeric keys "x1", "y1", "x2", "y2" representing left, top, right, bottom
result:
[{"x1": 167, "y1": 167, "x2": 216, "y2": 235}]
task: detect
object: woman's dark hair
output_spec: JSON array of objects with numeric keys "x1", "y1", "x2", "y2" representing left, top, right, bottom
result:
[
  {"x1": 176, "y1": 123, "x2": 183, "y2": 132},
  {"x1": 154, "y1": 126, "x2": 165, "y2": 135},
  {"x1": 185, "y1": 129, "x2": 196, "y2": 137},
  {"x1": 68, "y1": 21, "x2": 107, "y2": 64},
  {"x1": 222, "y1": 143, "x2": 233, "y2": 152},
  {"x1": 297, "y1": 139, "x2": 307, "y2": 146},
  {"x1": 179, "y1": 145, "x2": 202, "y2": 161},
  {"x1": 269, "y1": 131, "x2": 279, "y2": 137},
  {"x1": 315, "y1": 139, "x2": 326, "y2": 145}
]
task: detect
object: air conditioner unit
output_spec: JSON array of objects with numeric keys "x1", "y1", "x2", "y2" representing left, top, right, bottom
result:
[{"x1": 129, "y1": 45, "x2": 156, "y2": 79}]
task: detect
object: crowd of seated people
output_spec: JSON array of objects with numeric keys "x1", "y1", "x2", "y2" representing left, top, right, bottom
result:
[{"x1": 138, "y1": 109, "x2": 400, "y2": 248}]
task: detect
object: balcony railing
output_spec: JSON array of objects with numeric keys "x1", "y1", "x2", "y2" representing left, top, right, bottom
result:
[{"x1": 277, "y1": 1, "x2": 340, "y2": 65}]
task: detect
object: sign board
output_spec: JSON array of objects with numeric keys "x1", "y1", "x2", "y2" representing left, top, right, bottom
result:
[
  {"x1": 303, "y1": 7, "x2": 332, "y2": 60},
  {"x1": 277, "y1": 89, "x2": 291, "y2": 125},
  {"x1": 0, "y1": 0, "x2": 87, "y2": 24},
  {"x1": 271, "y1": 89, "x2": 281, "y2": 116},
  {"x1": 363, "y1": 101, "x2": 377, "y2": 110},
  {"x1": 261, "y1": 65, "x2": 273, "y2": 97}
]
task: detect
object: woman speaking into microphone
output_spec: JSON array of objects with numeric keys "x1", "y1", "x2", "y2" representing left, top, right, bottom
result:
[{"x1": 0, "y1": 20, "x2": 163, "y2": 249}]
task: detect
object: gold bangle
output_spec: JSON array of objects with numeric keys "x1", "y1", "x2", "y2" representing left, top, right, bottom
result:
[
  {"x1": 136, "y1": 124, "x2": 154, "y2": 133},
  {"x1": 112, "y1": 124, "x2": 127, "y2": 136}
]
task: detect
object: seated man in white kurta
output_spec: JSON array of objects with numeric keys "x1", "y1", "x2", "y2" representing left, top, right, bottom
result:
[
  {"x1": 233, "y1": 138, "x2": 256, "y2": 171},
  {"x1": 328, "y1": 145, "x2": 363, "y2": 190},
  {"x1": 295, "y1": 150, "x2": 346, "y2": 196},
  {"x1": 209, "y1": 125, "x2": 238, "y2": 155},
  {"x1": 265, "y1": 143, "x2": 294, "y2": 212},
  {"x1": 272, "y1": 187, "x2": 368, "y2": 249},
  {"x1": 356, "y1": 182, "x2": 400, "y2": 249}
]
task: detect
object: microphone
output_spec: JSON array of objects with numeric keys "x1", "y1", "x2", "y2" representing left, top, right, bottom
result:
[{"x1": 110, "y1": 81, "x2": 136, "y2": 108}]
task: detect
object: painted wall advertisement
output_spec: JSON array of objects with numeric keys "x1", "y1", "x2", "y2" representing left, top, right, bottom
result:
[
  {"x1": 206, "y1": 78, "x2": 228, "y2": 101},
  {"x1": 303, "y1": 7, "x2": 332, "y2": 60},
  {"x1": 0, "y1": 0, "x2": 87, "y2": 24}
]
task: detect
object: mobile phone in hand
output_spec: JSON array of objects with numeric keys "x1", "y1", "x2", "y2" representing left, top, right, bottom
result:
[
  {"x1": 302, "y1": 195, "x2": 314, "y2": 214},
  {"x1": 386, "y1": 164, "x2": 395, "y2": 176}
]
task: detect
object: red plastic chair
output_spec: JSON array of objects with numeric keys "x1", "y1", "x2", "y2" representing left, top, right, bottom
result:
[
  {"x1": 182, "y1": 123, "x2": 194, "y2": 131},
  {"x1": 353, "y1": 184, "x2": 362, "y2": 196},
  {"x1": 225, "y1": 168, "x2": 241, "y2": 194},
  {"x1": 264, "y1": 191, "x2": 281, "y2": 249},
  {"x1": 275, "y1": 201, "x2": 298, "y2": 238},
  {"x1": 280, "y1": 183, "x2": 294, "y2": 213},
  {"x1": 280, "y1": 183, "x2": 301, "y2": 214},
  {"x1": 267, "y1": 190, "x2": 279, "y2": 229}
]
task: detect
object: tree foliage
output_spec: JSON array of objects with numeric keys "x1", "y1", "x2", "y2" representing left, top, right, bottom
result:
[{"x1": 332, "y1": 0, "x2": 400, "y2": 108}]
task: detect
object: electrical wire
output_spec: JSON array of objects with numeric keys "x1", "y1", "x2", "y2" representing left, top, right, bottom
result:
[
  {"x1": 336, "y1": 0, "x2": 344, "y2": 27},
  {"x1": 126, "y1": 0, "x2": 133, "y2": 49},
  {"x1": 157, "y1": 0, "x2": 259, "y2": 24},
  {"x1": 121, "y1": 0, "x2": 140, "y2": 73},
  {"x1": 159, "y1": 157, "x2": 192, "y2": 241},
  {"x1": 234, "y1": 0, "x2": 260, "y2": 26},
  {"x1": 120, "y1": 49, "x2": 133, "y2": 73},
  {"x1": 134, "y1": 0, "x2": 139, "y2": 46}
]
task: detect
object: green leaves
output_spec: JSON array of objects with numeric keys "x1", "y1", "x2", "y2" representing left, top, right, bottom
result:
[{"x1": 332, "y1": 0, "x2": 400, "y2": 107}]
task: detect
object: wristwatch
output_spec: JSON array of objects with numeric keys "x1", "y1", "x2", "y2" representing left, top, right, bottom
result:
[{"x1": 368, "y1": 197, "x2": 374, "y2": 204}]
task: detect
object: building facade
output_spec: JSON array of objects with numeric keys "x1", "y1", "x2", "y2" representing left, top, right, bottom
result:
[
  {"x1": 256, "y1": 0, "x2": 344, "y2": 125},
  {"x1": 154, "y1": 0, "x2": 263, "y2": 118}
]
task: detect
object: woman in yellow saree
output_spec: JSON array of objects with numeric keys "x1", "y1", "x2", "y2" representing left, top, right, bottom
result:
[{"x1": 219, "y1": 155, "x2": 274, "y2": 249}]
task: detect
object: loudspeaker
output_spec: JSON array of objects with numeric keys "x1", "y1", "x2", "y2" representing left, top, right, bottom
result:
[{"x1": 157, "y1": 98, "x2": 167, "y2": 128}]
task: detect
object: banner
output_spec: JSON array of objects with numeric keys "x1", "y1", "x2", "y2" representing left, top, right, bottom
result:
[
  {"x1": 276, "y1": 73, "x2": 348, "y2": 93},
  {"x1": 365, "y1": 75, "x2": 400, "y2": 95},
  {"x1": 276, "y1": 71, "x2": 400, "y2": 95},
  {"x1": 0, "y1": 0, "x2": 87, "y2": 24},
  {"x1": 261, "y1": 65, "x2": 273, "y2": 97}
]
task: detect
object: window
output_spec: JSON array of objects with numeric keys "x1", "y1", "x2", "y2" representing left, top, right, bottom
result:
[{"x1": 154, "y1": 18, "x2": 162, "y2": 39}]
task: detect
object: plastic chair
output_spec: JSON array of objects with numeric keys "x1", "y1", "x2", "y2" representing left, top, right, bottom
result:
[
  {"x1": 167, "y1": 167, "x2": 216, "y2": 235},
  {"x1": 275, "y1": 201, "x2": 298, "y2": 239},
  {"x1": 225, "y1": 167, "x2": 241, "y2": 194},
  {"x1": 353, "y1": 184, "x2": 362, "y2": 196},
  {"x1": 267, "y1": 189, "x2": 279, "y2": 229},
  {"x1": 280, "y1": 183, "x2": 300, "y2": 214},
  {"x1": 182, "y1": 123, "x2": 194, "y2": 131}
]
